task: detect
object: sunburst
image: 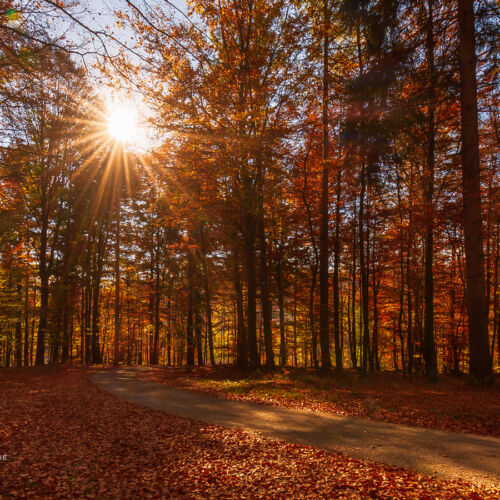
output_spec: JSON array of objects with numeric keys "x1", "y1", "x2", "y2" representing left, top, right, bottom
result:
[{"x1": 106, "y1": 100, "x2": 140, "y2": 146}]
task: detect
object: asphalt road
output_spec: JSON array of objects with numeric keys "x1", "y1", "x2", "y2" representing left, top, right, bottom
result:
[{"x1": 90, "y1": 368, "x2": 500, "y2": 487}]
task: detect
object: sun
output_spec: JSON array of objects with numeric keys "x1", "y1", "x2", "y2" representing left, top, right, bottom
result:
[{"x1": 106, "y1": 100, "x2": 140, "y2": 146}]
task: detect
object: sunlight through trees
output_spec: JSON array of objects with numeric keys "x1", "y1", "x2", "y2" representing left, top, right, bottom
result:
[{"x1": 0, "y1": 0, "x2": 498, "y2": 383}]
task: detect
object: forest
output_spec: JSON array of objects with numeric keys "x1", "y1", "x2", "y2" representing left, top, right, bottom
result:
[
  {"x1": 0, "y1": 0, "x2": 498, "y2": 384},
  {"x1": 1, "y1": 1, "x2": 500, "y2": 498}
]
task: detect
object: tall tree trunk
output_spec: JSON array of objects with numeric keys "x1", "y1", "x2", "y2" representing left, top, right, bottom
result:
[
  {"x1": 167, "y1": 296, "x2": 172, "y2": 366},
  {"x1": 24, "y1": 274, "x2": 30, "y2": 366},
  {"x1": 80, "y1": 284, "x2": 86, "y2": 367},
  {"x1": 366, "y1": 216, "x2": 373, "y2": 372},
  {"x1": 319, "y1": 0, "x2": 331, "y2": 371},
  {"x1": 407, "y1": 254, "x2": 414, "y2": 380},
  {"x1": 333, "y1": 159, "x2": 342, "y2": 373},
  {"x1": 371, "y1": 249, "x2": 380, "y2": 371},
  {"x1": 293, "y1": 276, "x2": 298, "y2": 367},
  {"x1": 200, "y1": 227, "x2": 215, "y2": 365},
  {"x1": 91, "y1": 223, "x2": 106, "y2": 365},
  {"x1": 186, "y1": 252, "x2": 195, "y2": 366},
  {"x1": 257, "y1": 180, "x2": 274, "y2": 368},
  {"x1": 392, "y1": 321, "x2": 399, "y2": 371},
  {"x1": 396, "y1": 167, "x2": 406, "y2": 377},
  {"x1": 35, "y1": 214, "x2": 49, "y2": 366},
  {"x1": 492, "y1": 223, "x2": 499, "y2": 369},
  {"x1": 5, "y1": 328, "x2": 11, "y2": 367},
  {"x1": 35, "y1": 159, "x2": 50, "y2": 367},
  {"x1": 359, "y1": 160, "x2": 370, "y2": 372},
  {"x1": 35, "y1": 271, "x2": 49, "y2": 366},
  {"x1": 450, "y1": 251, "x2": 460, "y2": 374},
  {"x1": 457, "y1": 0, "x2": 492, "y2": 383},
  {"x1": 151, "y1": 250, "x2": 161, "y2": 365},
  {"x1": 398, "y1": 252, "x2": 406, "y2": 377},
  {"x1": 309, "y1": 264, "x2": 319, "y2": 368},
  {"x1": 350, "y1": 213, "x2": 358, "y2": 369},
  {"x1": 61, "y1": 286, "x2": 70, "y2": 363},
  {"x1": 244, "y1": 214, "x2": 259, "y2": 368},
  {"x1": 302, "y1": 161, "x2": 319, "y2": 369},
  {"x1": 233, "y1": 246, "x2": 247, "y2": 368},
  {"x1": 113, "y1": 185, "x2": 121, "y2": 366},
  {"x1": 423, "y1": 0, "x2": 438, "y2": 380},
  {"x1": 205, "y1": 284, "x2": 215, "y2": 366},
  {"x1": 194, "y1": 286, "x2": 203, "y2": 366},
  {"x1": 276, "y1": 258, "x2": 286, "y2": 366},
  {"x1": 85, "y1": 277, "x2": 92, "y2": 365},
  {"x1": 15, "y1": 284, "x2": 22, "y2": 367}
]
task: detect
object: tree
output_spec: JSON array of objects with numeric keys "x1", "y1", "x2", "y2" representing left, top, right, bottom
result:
[
  {"x1": 318, "y1": 0, "x2": 332, "y2": 371},
  {"x1": 457, "y1": 0, "x2": 492, "y2": 383}
]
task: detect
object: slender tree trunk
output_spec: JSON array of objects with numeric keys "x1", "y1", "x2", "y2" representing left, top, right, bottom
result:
[
  {"x1": 366, "y1": 217, "x2": 373, "y2": 372},
  {"x1": 423, "y1": 0, "x2": 438, "y2": 380},
  {"x1": 415, "y1": 286, "x2": 423, "y2": 375},
  {"x1": 35, "y1": 222, "x2": 49, "y2": 366},
  {"x1": 309, "y1": 264, "x2": 319, "y2": 368},
  {"x1": 398, "y1": 255, "x2": 406, "y2": 377},
  {"x1": 35, "y1": 175, "x2": 50, "y2": 366},
  {"x1": 151, "y1": 250, "x2": 161, "y2": 365},
  {"x1": 15, "y1": 284, "x2": 22, "y2": 367},
  {"x1": 396, "y1": 166, "x2": 406, "y2": 376},
  {"x1": 91, "y1": 279, "x2": 101, "y2": 365},
  {"x1": 360, "y1": 161, "x2": 370, "y2": 372},
  {"x1": 194, "y1": 287, "x2": 203, "y2": 366},
  {"x1": 69, "y1": 313, "x2": 74, "y2": 362},
  {"x1": 91, "y1": 224, "x2": 106, "y2": 364},
  {"x1": 450, "y1": 255, "x2": 460, "y2": 374},
  {"x1": 293, "y1": 276, "x2": 298, "y2": 367},
  {"x1": 200, "y1": 228, "x2": 215, "y2": 365},
  {"x1": 319, "y1": 0, "x2": 331, "y2": 371},
  {"x1": 407, "y1": 255, "x2": 414, "y2": 380},
  {"x1": 233, "y1": 246, "x2": 247, "y2": 368},
  {"x1": 61, "y1": 286, "x2": 70, "y2": 363},
  {"x1": 85, "y1": 277, "x2": 92, "y2": 365},
  {"x1": 80, "y1": 284, "x2": 85, "y2": 367},
  {"x1": 392, "y1": 321, "x2": 399, "y2": 371},
  {"x1": 113, "y1": 185, "x2": 121, "y2": 366},
  {"x1": 372, "y1": 257, "x2": 380, "y2": 371},
  {"x1": 5, "y1": 328, "x2": 11, "y2": 367},
  {"x1": 186, "y1": 252, "x2": 195, "y2": 366},
  {"x1": 457, "y1": 0, "x2": 492, "y2": 383},
  {"x1": 24, "y1": 274, "x2": 30, "y2": 366},
  {"x1": 492, "y1": 223, "x2": 499, "y2": 369},
  {"x1": 167, "y1": 296, "x2": 172, "y2": 366},
  {"x1": 35, "y1": 272, "x2": 49, "y2": 366},
  {"x1": 258, "y1": 191, "x2": 274, "y2": 368},
  {"x1": 333, "y1": 158, "x2": 342, "y2": 373},
  {"x1": 152, "y1": 286, "x2": 161, "y2": 365},
  {"x1": 350, "y1": 214, "x2": 358, "y2": 368},
  {"x1": 244, "y1": 215, "x2": 259, "y2": 368},
  {"x1": 276, "y1": 258, "x2": 286, "y2": 366}
]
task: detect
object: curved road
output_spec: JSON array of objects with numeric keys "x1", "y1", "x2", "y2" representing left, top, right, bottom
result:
[{"x1": 90, "y1": 368, "x2": 500, "y2": 487}]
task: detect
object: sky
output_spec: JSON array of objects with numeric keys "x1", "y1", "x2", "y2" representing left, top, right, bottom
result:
[
  {"x1": 45, "y1": 1, "x2": 189, "y2": 93},
  {"x1": 47, "y1": 1, "x2": 191, "y2": 149},
  {"x1": 68, "y1": 1, "x2": 189, "y2": 58}
]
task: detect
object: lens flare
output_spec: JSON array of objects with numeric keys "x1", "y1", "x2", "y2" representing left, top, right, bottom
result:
[{"x1": 107, "y1": 101, "x2": 139, "y2": 145}]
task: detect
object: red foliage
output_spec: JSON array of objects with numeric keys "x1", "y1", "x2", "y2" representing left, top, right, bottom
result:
[{"x1": 0, "y1": 367, "x2": 498, "y2": 498}]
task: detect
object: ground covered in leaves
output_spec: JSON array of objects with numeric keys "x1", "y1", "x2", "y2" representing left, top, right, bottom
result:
[
  {"x1": 139, "y1": 366, "x2": 500, "y2": 437},
  {"x1": 0, "y1": 367, "x2": 498, "y2": 499}
]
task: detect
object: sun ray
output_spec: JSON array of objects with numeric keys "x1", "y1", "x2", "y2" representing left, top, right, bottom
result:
[{"x1": 106, "y1": 100, "x2": 141, "y2": 148}]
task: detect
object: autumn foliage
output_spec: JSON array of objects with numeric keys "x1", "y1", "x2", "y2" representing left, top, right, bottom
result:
[{"x1": 0, "y1": 367, "x2": 498, "y2": 498}]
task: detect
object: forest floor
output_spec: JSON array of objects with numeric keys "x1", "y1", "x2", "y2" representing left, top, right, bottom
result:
[
  {"x1": 91, "y1": 368, "x2": 500, "y2": 488},
  {"x1": 0, "y1": 367, "x2": 499, "y2": 499},
  {"x1": 137, "y1": 366, "x2": 500, "y2": 437}
]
